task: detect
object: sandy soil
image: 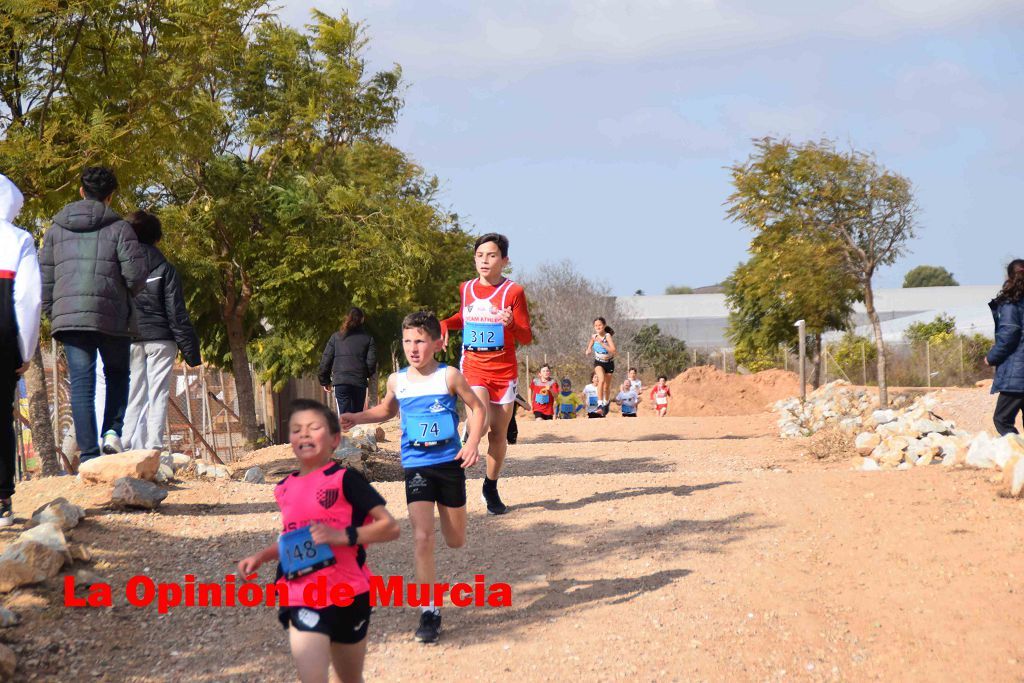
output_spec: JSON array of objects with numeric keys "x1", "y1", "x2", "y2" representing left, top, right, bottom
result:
[{"x1": 3, "y1": 392, "x2": 1024, "y2": 682}]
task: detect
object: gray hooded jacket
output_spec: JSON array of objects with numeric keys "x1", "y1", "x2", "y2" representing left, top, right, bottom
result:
[{"x1": 39, "y1": 199, "x2": 148, "y2": 336}]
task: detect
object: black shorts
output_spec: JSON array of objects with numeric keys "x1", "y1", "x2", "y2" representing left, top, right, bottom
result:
[
  {"x1": 278, "y1": 592, "x2": 371, "y2": 644},
  {"x1": 594, "y1": 359, "x2": 614, "y2": 374},
  {"x1": 533, "y1": 411, "x2": 553, "y2": 420},
  {"x1": 404, "y1": 461, "x2": 467, "y2": 507},
  {"x1": 621, "y1": 412, "x2": 637, "y2": 417}
]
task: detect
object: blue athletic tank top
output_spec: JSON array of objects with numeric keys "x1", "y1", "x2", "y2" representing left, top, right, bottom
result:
[{"x1": 396, "y1": 365, "x2": 460, "y2": 468}]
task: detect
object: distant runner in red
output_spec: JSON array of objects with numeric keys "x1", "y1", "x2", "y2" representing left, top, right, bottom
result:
[
  {"x1": 441, "y1": 233, "x2": 532, "y2": 515},
  {"x1": 650, "y1": 376, "x2": 671, "y2": 417},
  {"x1": 529, "y1": 363, "x2": 556, "y2": 421}
]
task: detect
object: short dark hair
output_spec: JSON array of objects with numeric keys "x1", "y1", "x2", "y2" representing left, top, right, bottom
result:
[
  {"x1": 288, "y1": 399, "x2": 341, "y2": 435},
  {"x1": 402, "y1": 310, "x2": 442, "y2": 340},
  {"x1": 127, "y1": 210, "x2": 162, "y2": 245},
  {"x1": 474, "y1": 232, "x2": 509, "y2": 258},
  {"x1": 658, "y1": 375, "x2": 667, "y2": 381},
  {"x1": 629, "y1": 367, "x2": 637, "y2": 373},
  {"x1": 540, "y1": 363, "x2": 551, "y2": 370},
  {"x1": 80, "y1": 166, "x2": 119, "y2": 201}
]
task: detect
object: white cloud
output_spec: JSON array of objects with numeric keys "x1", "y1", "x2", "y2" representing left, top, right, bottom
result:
[{"x1": 280, "y1": 0, "x2": 1023, "y2": 77}]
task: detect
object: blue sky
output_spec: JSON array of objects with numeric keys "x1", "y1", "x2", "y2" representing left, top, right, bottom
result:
[{"x1": 281, "y1": 1, "x2": 1022, "y2": 296}]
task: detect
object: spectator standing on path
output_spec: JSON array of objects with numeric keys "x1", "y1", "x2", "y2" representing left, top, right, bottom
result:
[
  {"x1": 319, "y1": 307, "x2": 377, "y2": 415},
  {"x1": 986, "y1": 259, "x2": 1024, "y2": 435},
  {"x1": 40, "y1": 167, "x2": 148, "y2": 464},
  {"x1": 0, "y1": 174, "x2": 41, "y2": 526},
  {"x1": 121, "y1": 211, "x2": 202, "y2": 450}
]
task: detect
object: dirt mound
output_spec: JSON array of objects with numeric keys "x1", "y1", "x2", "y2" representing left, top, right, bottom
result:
[{"x1": 646, "y1": 365, "x2": 801, "y2": 417}]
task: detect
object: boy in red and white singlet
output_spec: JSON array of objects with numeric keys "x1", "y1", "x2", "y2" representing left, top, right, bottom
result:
[
  {"x1": 441, "y1": 233, "x2": 532, "y2": 515},
  {"x1": 238, "y1": 400, "x2": 399, "y2": 683}
]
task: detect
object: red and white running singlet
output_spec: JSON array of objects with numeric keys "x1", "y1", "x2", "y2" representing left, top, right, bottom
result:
[{"x1": 441, "y1": 278, "x2": 532, "y2": 383}]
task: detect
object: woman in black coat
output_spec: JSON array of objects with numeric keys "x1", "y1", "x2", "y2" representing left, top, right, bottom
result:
[
  {"x1": 986, "y1": 259, "x2": 1024, "y2": 435},
  {"x1": 319, "y1": 307, "x2": 377, "y2": 415}
]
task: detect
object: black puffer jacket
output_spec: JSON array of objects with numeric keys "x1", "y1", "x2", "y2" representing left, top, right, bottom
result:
[
  {"x1": 318, "y1": 327, "x2": 377, "y2": 387},
  {"x1": 40, "y1": 200, "x2": 148, "y2": 336},
  {"x1": 131, "y1": 244, "x2": 201, "y2": 366}
]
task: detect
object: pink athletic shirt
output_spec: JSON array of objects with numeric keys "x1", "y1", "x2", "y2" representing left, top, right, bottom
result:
[{"x1": 274, "y1": 462, "x2": 386, "y2": 606}]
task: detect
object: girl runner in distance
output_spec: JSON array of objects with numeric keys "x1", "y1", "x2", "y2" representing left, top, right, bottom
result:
[
  {"x1": 585, "y1": 317, "x2": 616, "y2": 414},
  {"x1": 650, "y1": 376, "x2": 671, "y2": 417},
  {"x1": 441, "y1": 233, "x2": 532, "y2": 515}
]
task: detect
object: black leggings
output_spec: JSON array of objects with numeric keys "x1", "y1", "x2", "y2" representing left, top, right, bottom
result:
[
  {"x1": 994, "y1": 392, "x2": 1024, "y2": 435},
  {"x1": 1, "y1": 366, "x2": 18, "y2": 499},
  {"x1": 334, "y1": 384, "x2": 367, "y2": 415}
]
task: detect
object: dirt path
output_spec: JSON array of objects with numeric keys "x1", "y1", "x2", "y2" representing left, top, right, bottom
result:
[{"x1": 3, "y1": 410, "x2": 1024, "y2": 681}]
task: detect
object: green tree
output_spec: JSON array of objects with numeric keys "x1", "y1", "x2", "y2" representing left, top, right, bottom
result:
[
  {"x1": 726, "y1": 138, "x2": 918, "y2": 406},
  {"x1": 903, "y1": 265, "x2": 958, "y2": 288},
  {"x1": 631, "y1": 324, "x2": 688, "y2": 378},
  {"x1": 1, "y1": 0, "x2": 261, "y2": 469},
  {"x1": 153, "y1": 11, "x2": 473, "y2": 443},
  {"x1": 904, "y1": 314, "x2": 956, "y2": 344},
  {"x1": 665, "y1": 285, "x2": 693, "y2": 295},
  {"x1": 725, "y1": 230, "x2": 859, "y2": 387}
]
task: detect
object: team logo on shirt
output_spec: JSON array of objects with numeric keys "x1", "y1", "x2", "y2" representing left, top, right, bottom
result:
[
  {"x1": 297, "y1": 608, "x2": 320, "y2": 628},
  {"x1": 408, "y1": 473, "x2": 427, "y2": 493},
  {"x1": 428, "y1": 399, "x2": 446, "y2": 414},
  {"x1": 316, "y1": 487, "x2": 339, "y2": 509}
]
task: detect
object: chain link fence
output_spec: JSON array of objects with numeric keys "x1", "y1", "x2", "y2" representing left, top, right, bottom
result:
[{"x1": 13, "y1": 343, "x2": 278, "y2": 480}]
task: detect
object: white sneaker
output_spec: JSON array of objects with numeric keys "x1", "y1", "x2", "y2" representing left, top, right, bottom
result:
[
  {"x1": 101, "y1": 431, "x2": 123, "y2": 455},
  {"x1": 0, "y1": 499, "x2": 12, "y2": 527}
]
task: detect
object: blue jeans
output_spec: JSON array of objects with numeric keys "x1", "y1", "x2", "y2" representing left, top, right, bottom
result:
[
  {"x1": 59, "y1": 332, "x2": 131, "y2": 461},
  {"x1": 334, "y1": 384, "x2": 367, "y2": 415}
]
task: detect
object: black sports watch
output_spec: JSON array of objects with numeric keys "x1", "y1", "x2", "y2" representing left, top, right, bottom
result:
[{"x1": 345, "y1": 525, "x2": 359, "y2": 546}]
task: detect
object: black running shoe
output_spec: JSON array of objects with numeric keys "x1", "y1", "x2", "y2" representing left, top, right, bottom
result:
[
  {"x1": 481, "y1": 483, "x2": 508, "y2": 515},
  {"x1": 415, "y1": 610, "x2": 441, "y2": 643}
]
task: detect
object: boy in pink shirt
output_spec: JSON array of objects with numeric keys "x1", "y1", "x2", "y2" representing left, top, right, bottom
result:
[{"x1": 239, "y1": 399, "x2": 399, "y2": 683}]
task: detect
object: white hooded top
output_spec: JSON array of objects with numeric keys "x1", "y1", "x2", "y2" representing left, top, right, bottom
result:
[{"x1": 0, "y1": 173, "x2": 42, "y2": 364}]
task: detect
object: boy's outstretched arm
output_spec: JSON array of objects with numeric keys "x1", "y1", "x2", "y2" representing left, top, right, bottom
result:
[
  {"x1": 449, "y1": 367, "x2": 485, "y2": 468},
  {"x1": 340, "y1": 374, "x2": 399, "y2": 430}
]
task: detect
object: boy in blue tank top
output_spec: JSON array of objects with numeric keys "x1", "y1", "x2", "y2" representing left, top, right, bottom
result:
[{"x1": 340, "y1": 311, "x2": 486, "y2": 645}]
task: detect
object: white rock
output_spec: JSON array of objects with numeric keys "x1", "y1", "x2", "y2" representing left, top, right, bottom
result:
[
  {"x1": 154, "y1": 463, "x2": 175, "y2": 484},
  {"x1": 871, "y1": 409, "x2": 898, "y2": 425},
  {"x1": 111, "y1": 477, "x2": 167, "y2": 510},
  {"x1": 243, "y1": 466, "x2": 265, "y2": 484},
  {"x1": 860, "y1": 458, "x2": 880, "y2": 471},
  {"x1": 1001, "y1": 454, "x2": 1024, "y2": 498},
  {"x1": 897, "y1": 462, "x2": 912, "y2": 470},
  {"x1": 28, "y1": 498, "x2": 85, "y2": 531},
  {"x1": 855, "y1": 432, "x2": 881, "y2": 456},
  {"x1": 965, "y1": 432, "x2": 997, "y2": 469},
  {"x1": 0, "y1": 523, "x2": 69, "y2": 592},
  {"x1": 990, "y1": 434, "x2": 1024, "y2": 469},
  {"x1": 78, "y1": 449, "x2": 160, "y2": 484}
]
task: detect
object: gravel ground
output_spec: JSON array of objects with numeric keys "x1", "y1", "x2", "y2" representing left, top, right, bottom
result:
[{"x1": 2, "y1": 393, "x2": 1023, "y2": 682}]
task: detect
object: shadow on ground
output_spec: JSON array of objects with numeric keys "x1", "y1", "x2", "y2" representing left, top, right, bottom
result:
[{"x1": 514, "y1": 480, "x2": 739, "y2": 512}]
